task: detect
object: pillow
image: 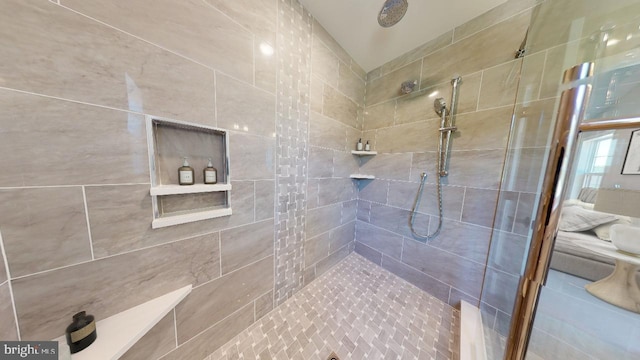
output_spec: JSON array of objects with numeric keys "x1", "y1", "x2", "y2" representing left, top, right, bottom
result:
[
  {"x1": 577, "y1": 187, "x2": 599, "y2": 204},
  {"x1": 593, "y1": 216, "x2": 632, "y2": 240},
  {"x1": 564, "y1": 199, "x2": 595, "y2": 210},
  {"x1": 559, "y1": 206, "x2": 618, "y2": 232}
]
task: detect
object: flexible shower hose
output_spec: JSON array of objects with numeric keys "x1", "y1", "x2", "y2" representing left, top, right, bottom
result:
[{"x1": 409, "y1": 110, "x2": 446, "y2": 240}]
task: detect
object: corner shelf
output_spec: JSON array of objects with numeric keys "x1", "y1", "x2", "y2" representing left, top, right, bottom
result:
[
  {"x1": 351, "y1": 150, "x2": 377, "y2": 156},
  {"x1": 350, "y1": 174, "x2": 375, "y2": 180},
  {"x1": 54, "y1": 285, "x2": 192, "y2": 360},
  {"x1": 146, "y1": 116, "x2": 232, "y2": 228}
]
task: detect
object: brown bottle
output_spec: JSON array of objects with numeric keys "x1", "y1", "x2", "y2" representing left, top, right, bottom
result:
[
  {"x1": 178, "y1": 157, "x2": 194, "y2": 185},
  {"x1": 203, "y1": 158, "x2": 218, "y2": 184}
]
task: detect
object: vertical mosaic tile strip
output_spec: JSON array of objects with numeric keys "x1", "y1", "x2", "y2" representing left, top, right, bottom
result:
[
  {"x1": 209, "y1": 253, "x2": 460, "y2": 360},
  {"x1": 274, "y1": 0, "x2": 313, "y2": 305}
]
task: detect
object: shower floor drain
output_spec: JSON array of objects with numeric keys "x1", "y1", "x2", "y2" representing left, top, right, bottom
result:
[{"x1": 327, "y1": 351, "x2": 340, "y2": 360}]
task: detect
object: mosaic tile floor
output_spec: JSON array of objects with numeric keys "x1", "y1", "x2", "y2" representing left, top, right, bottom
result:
[{"x1": 208, "y1": 253, "x2": 460, "y2": 360}]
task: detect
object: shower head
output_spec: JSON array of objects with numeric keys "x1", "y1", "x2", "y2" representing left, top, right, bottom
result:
[
  {"x1": 400, "y1": 80, "x2": 417, "y2": 94},
  {"x1": 434, "y1": 98, "x2": 446, "y2": 116},
  {"x1": 378, "y1": 0, "x2": 408, "y2": 28}
]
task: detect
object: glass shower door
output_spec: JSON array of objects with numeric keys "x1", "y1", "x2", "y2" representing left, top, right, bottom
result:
[
  {"x1": 522, "y1": 14, "x2": 640, "y2": 359},
  {"x1": 478, "y1": 0, "x2": 640, "y2": 359}
]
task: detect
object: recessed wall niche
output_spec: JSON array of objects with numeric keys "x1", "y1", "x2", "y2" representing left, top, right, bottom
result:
[{"x1": 146, "y1": 116, "x2": 232, "y2": 229}]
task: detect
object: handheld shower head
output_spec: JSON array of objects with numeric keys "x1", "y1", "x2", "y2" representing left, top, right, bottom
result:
[
  {"x1": 434, "y1": 98, "x2": 446, "y2": 116},
  {"x1": 378, "y1": 0, "x2": 409, "y2": 28}
]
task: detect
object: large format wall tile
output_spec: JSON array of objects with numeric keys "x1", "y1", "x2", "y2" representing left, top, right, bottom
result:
[
  {"x1": 120, "y1": 312, "x2": 176, "y2": 360},
  {"x1": 312, "y1": 20, "x2": 352, "y2": 65},
  {"x1": 0, "y1": 91, "x2": 148, "y2": 187},
  {"x1": 63, "y1": 0, "x2": 254, "y2": 84},
  {"x1": 363, "y1": 100, "x2": 396, "y2": 130},
  {"x1": 501, "y1": 147, "x2": 548, "y2": 193},
  {"x1": 323, "y1": 85, "x2": 360, "y2": 129},
  {"x1": 304, "y1": 232, "x2": 330, "y2": 266},
  {"x1": 160, "y1": 303, "x2": 254, "y2": 360},
  {"x1": 329, "y1": 221, "x2": 356, "y2": 252},
  {"x1": 374, "y1": 120, "x2": 440, "y2": 153},
  {"x1": 254, "y1": 39, "x2": 277, "y2": 93},
  {"x1": 0, "y1": 283, "x2": 18, "y2": 341},
  {"x1": 306, "y1": 204, "x2": 342, "y2": 239},
  {"x1": 355, "y1": 241, "x2": 383, "y2": 265},
  {"x1": 0, "y1": 187, "x2": 92, "y2": 277},
  {"x1": 380, "y1": 255, "x2": 451, "y2": 303},
  {"x1": 85, "y1": 182, "x2": 253, "y2": 257},
  {"x1": 0, "y1": 0, "x2": 216, "y2": 123},
  {"x1": 204, "y1": 0, "x2": 277, "y2": 44},
  {"x1": 387, "y1": 181, "x2": 465, "y2": 221},
  {"x1": 310, "y1": 76, "x2": 324, "y2": 113},
  {"x1": 453, "y1": 0, "x2": 542, "y2": 42},
  {"x1": 365, "y1": 61, "x2": 422, "y2": 106},
  {"x1": 368, "y1": 203, "x2": 429, "y2": 240},
  {"x1": 427, "y1": 219, "x2": 492, "y2": 264},
  {"x1": 452, "y1": 107, "x2": 513, "y2": 150},
  {"x1": 420, "y1": 10, "x2": 530, "y2": 86},
  {"x1": 512, "y1": 98, "x2": 556, "y2": 149},
  {"x1": 316, "y1": 242, "x2": 352, "y2": 276},
  {"x1": 338, "y1": 63, "x2": 366, "y2": 106},
  {"x1": 382, "y1": 30, "x2": 454, "y2": 75},
  {"x1": 460, "y1": 188, "x2": 500, "y2": 228},
  {"x1": 0, "y1": 243, "x2": 6, "y2": 284},
  {"x1": 333, "y1": 151, "x2": 360, "y2": 178},
  {"x1": 396, "y1": 72, "x2": 481, "y2": 124},
  {"x1": 308, "y1": 147, "x2": 334, "y2": 178},
  {"x1": 515, "y1": 50, "x2": 546, "y2": 105},
  {"x1": 12, "y1": 233, "x2": 220, "y2": 340},
  {"x1": 255, "y1": 180, "x2": 275, "y2": 221},
  {"x1": 358, "y1": 179, "x2": 389, "y2": 204},
  {"x1": 481, "y1": 267, "x2": 520, "y2": 313},
  {"x1": 309, "y1": 112, "x2": 348, "y2": 151},
  {"x1": 446, "y1": 150, "x2": 506, "y2": 189},
  {"x1": 514, "y1": 192, "x2": 536, "y2": 235},
  {"x1": 229, "y1": 133, "x2": 275, "y2": 180},
  {"x1": 402, "y1": 239, "x2": 485, "y2": 298},
  {"x1": 311, "y1": 38, "x2": 339, "y2": 88},
  {"x1": 358, "y1": 153, "x2": 412, "y2": 181},
  {"x1": 486, "y1": 230, "x2": 528, "y2": 275},
  {"x1": 317, "y1": 178, "x2": 356, "y2": 207},
  {"x1": 492, "y1": 191, "x2": 520, "y2": 232},
  {"x1": 341, "y1": 200, "x2": 358, "y2": 224},
  {"x1": 355, "y1": 221, "x2": 403, "y2": 260},
  {"x1": 478, "y1": 59, "x2": 522, "y2": 110},
  {"x1": 175, "y1": 255, "x2": 273, "y2": 343},
  {"x1": 220, "y1": 219, "x2": 274, "y2": 274},
  {"x1": 216, "y1": 73, "x2": 276, "y2": 138}
]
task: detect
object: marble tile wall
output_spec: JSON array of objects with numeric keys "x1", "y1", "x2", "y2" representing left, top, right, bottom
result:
[
  {"x1": 355, "y1": 0, "x2": 543, "y2": 313},
  {"x1": 0, "y1": 0, "x2": 365, "y2": 356}
]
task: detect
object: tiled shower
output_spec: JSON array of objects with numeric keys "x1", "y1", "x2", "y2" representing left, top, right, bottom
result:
[{"x1": 0, "y1": 0, "x2": 618, "y2": 359}]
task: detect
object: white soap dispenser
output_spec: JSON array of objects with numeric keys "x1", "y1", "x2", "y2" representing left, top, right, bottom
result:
[{"x1": 356, "y1": 138, "x2": 363, "y2": 151}]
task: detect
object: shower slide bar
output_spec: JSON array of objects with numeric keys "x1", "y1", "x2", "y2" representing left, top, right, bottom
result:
[{"x1": 409, "y1": 75, "x2": 462, "y2": 240}]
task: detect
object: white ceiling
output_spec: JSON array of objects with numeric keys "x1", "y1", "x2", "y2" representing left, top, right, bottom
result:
[{"x1": 300, "y1": 0, "x2": 508, "y2": 72}]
